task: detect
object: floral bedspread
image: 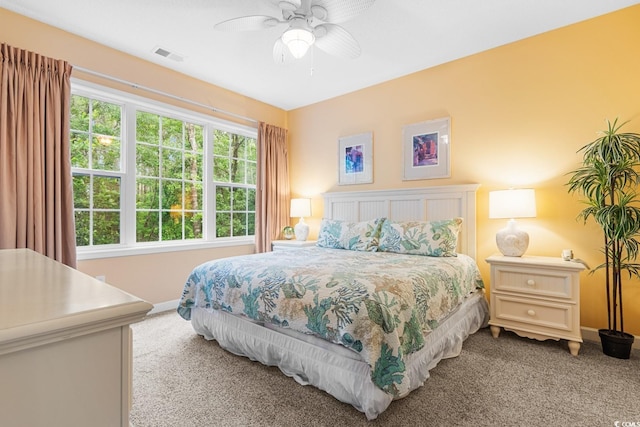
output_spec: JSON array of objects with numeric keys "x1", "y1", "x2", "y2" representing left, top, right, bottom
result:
[{"x1": 177, "y1": 247, "x2": 484, "y2": 397}]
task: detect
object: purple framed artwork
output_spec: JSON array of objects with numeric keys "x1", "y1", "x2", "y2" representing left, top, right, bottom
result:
[
  {"x1": 402, "y1": 117, "x2": 450, "y2": 180},
  {"x1": 338, "y1": 132, "x2": 373, "y2": 185}
]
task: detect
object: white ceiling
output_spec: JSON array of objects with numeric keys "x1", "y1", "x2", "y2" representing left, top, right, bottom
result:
[{"x1": 2, "y1": 0, "x2": 639, "y2": 110}]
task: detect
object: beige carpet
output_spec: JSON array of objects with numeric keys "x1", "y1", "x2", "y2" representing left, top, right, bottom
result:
[{"x1": 130, "y1": 311, "x2": 640, "y2": 427}]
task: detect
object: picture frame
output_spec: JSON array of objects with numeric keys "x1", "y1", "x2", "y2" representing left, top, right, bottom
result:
[
  {"x1": 338, "y1": 132, "x2": 373, "y2": 185},
  {"x1": 402, "y1": 117, "x2": 451, "y2": 180}
]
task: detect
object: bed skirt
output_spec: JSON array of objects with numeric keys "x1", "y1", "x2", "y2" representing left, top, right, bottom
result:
[{"x1": 190, "y1": 291, "x2": 489, "y2": 420}]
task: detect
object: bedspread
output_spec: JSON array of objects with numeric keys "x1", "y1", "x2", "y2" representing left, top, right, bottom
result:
[{"x1": 177, "y1": 247, "x2": 483, "y2": 397}]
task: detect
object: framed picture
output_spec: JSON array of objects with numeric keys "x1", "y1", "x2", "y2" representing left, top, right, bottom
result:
[
  {"x1": 402, "y1": 117, "x2": 451, "y2": 180},
  {"x1": 338, "y1": 132, "x2": 373, "y2": 185}
]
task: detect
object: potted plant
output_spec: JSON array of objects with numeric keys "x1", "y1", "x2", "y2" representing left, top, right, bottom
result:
[{"x1": 567, "y1": 118, "x2": 640, "y2": 359}]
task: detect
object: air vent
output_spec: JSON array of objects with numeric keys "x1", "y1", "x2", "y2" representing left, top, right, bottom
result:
[{"x1": 152, "y1": 46, "x2": 184, "y2": 62}]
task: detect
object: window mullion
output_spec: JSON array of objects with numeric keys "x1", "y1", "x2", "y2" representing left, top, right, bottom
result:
[
  {"x1": 205, "y1": 125, "x2": 215, "y2": 240},
  {"x1": 123, "y1": 103, "x2": 137, "y2": 245}
]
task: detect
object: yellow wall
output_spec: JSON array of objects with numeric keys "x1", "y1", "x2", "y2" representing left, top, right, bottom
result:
[
  {"x1": 288, "y1": 5, "x2": 640, "y2": 335},
  {"x1": 0, "y1": 7, "x2": 287, "y2": 304},
  {"x1": 3, "y1": 6, "x2": 640, "y2": 335}
]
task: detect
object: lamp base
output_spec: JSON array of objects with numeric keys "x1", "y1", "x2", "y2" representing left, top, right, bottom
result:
[
  {"x1": 294, "y1": 218, "x2": 309, "y2": 241},
  {"x1": 496, "y1": 219, "x2": 529, "y2": 257}
]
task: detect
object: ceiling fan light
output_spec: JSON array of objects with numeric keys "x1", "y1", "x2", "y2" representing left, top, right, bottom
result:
[{"x1": 282, "y1": 28, "x2": 315, "y2": 59}]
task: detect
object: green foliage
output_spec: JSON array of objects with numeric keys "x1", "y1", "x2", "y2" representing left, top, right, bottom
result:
[
  {"x1": 71, "y1": 94, "x2": 256, "y2": 246},
  {"x1": 567, "y1": 118, "x2": 640, "y2": 334}
]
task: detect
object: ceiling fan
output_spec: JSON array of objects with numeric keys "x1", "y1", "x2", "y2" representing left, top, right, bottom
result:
[{"x1": 215, "y1": 0, "x2": 376, "y2": 63}]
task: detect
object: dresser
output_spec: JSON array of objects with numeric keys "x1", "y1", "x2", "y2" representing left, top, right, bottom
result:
[
  {"x1": 486, "y1": 255, "x2": 585, "y2": 356},
  {"x1": 0, "y1": 249, "x2": 153, "y2": 426}
]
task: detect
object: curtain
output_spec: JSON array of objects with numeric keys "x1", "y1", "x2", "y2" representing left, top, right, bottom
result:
[
  {"x1": 0, "y1": 43, "x2": 76, "y2": 268},
  {"x1": 255, "y1": 122, "x2": 289, "y2": 253}
]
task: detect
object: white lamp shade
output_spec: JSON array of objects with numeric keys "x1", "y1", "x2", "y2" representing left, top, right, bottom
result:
[
  {"x1": 282, "y1": 28, "x2": 315, "y2": 58},
  {"x1": 489, "y1": 189, "x2": 536, "y2": 219},
  {"x1": 290, "y1": 198, "x2": 311, "y2": 218}
]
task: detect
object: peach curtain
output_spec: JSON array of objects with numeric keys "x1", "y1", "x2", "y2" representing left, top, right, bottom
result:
[
  {"x1": 0, "y1": 43, "x2": 76, "y2": 267},
  {"x1": 255, "y1": 122, "x2": 289, "y2": 253}
]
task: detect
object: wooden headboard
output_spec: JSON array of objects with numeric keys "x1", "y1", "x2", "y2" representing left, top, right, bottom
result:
[{"x1": 322, "y1": 184, "x2": 480, "y2": 259}]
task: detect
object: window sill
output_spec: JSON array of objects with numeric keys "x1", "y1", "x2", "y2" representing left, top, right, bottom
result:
[{"x1": 76, "y1": 238, "x2": 255, "y2": 261}]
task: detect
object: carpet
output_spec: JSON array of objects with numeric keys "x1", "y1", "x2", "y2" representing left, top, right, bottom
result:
[{"x1": 130, "y1": 311, "x2": 640, "y2": 426}]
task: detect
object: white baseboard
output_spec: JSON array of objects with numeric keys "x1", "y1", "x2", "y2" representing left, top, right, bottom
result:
[
  {"x1": 148, "y1": 299, "x2": 180, "y2": 315},
  {"x1": 581, "y1": 326, "x2": 640, "y2": 350}
]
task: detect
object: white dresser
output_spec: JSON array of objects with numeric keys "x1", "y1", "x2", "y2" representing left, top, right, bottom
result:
[
  {"x1": 0, "y1": 249, "x2": 153, "y2": 427},
  {"x1": 486, "y1": 255, "x2": 585, "y2": 356}
]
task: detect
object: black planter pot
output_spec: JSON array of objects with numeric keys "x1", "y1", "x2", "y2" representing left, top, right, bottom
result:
[{"x1": 599, "y1": 329, "x2": 635, "y2": 359}]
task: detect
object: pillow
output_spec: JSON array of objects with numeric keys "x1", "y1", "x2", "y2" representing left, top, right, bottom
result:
[
  {"x1": 316, "y1": 218, "x2": 385, "y2": 251},
  {"x1": 378, "y1": 217, "x2": 463, "y2": 257}
]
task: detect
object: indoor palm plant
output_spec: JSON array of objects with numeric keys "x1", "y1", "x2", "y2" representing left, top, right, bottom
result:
[{"x1": 567, "y1": 118, "x2": 640, "y2": 359}]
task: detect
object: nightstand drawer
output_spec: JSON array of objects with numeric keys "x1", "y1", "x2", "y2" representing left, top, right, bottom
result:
[
  {"x1": 492, "y1": 266, "x2": 574, "y2": 299},
  {"x1": 493, "y1": 294, "x2": 575, "y2": 333}
]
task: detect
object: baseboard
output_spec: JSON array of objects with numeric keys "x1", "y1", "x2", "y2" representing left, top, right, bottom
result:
[
  {"x1": 581, "y1": 326, "x2": 640, "y2": 350},
  {"x1": 148, "y1": 299, "x2": 180, "y2": 315}
]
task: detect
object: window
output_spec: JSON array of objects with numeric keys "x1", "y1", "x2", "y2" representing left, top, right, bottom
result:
[
  {"x1": 135, "y1": 111, "x2": 205, "y2": 243},
  {"x1": 70, "y1": 82, "x2": 257, "y2": 258},
  {"x1": 70, "y1": 96, "x2": 123, "y2": 246},
  {"x1": 213, "y1": 130, "x2": 256, "y2": 238}
]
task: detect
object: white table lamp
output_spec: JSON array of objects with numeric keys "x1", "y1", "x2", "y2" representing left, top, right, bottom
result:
[
  {"x1": 290, "y1": 198, "x2": 311, "y2": 241},
  {"x1": 489, "y1": 189, "x2": 537, "y2": 257}
]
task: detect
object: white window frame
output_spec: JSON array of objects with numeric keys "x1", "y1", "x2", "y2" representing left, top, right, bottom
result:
[{"x1": 72, "y1": 80, "x2": 257, "y2": 260}]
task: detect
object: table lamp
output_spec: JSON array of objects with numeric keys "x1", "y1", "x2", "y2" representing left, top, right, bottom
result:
[
  {"x1": 290, "y1": 198, "x2": 311, "y2": 241},
  {"x1": 489, "y1": 189, "x2": 536, "y2": 257}
]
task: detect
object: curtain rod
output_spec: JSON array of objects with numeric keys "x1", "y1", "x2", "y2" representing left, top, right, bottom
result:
[{"x1": 73, "y1": 66, "x2": 258, "y2": 125}]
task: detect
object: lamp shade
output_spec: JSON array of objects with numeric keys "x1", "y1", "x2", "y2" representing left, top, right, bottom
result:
[
  {"x1": 290, "y1": 198, "x2": 311, "y2": 218},
  {"x1": 489, "y1": 189, "x2": 537, "y2": 219},
  {"x1": 282, "y1": 28, "x2": 315, "y2": 59}
]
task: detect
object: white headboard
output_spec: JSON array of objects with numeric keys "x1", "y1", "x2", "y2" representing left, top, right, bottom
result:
[{"x1": 322, "y1": 184, "x2": 480, "y2": 259}]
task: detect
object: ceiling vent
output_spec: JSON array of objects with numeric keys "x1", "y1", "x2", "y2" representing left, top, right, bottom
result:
[{"x1": 152, "y1": 46, "x2": 184, "y2": 62}]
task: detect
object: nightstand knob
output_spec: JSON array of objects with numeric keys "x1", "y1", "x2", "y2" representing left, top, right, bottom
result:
[
  {"x1": 527, "y1": 309, "x2": 536, "y2": 317},
  {"x1": 526, "y1": 279, "x2": 536, "y2": 286}
]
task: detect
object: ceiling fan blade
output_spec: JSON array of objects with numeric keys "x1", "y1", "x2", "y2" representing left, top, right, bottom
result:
[
  {"x1": 311, "y1": 0, "x2": 376, "y2": 23},
  {"x1": 215, "y1": 15, "x2": 281, "y2": 31},
  {"x1": 273, "y1": 38, "x2": 294, "y2": 64},
  {"x1": 269, "y1": 0, "x2": 302, "y2": 11},
  {"x1": 313, "y1": 24, "x2": 361, "y2": 59}
]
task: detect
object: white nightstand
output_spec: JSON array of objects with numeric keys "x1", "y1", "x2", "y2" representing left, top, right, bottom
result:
[
  {"x1": 486, "y1": 255, "x2": 586, "y2": 356},
  {"x1": 271, "y1": 240, "x2": 317, "y2": 251}
]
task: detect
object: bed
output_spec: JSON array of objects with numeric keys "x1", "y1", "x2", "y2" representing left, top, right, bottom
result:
[{"x1": 177, "y1": 184, "x2": 489, "y2": 420}]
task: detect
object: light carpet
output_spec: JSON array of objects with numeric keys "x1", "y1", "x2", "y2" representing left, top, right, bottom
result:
[{"x1": 130, "y1": 311, "x2": 640, "y2": 426}]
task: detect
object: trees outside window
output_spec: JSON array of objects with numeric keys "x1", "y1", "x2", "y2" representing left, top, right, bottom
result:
[{"x1": 70, "y1": 84, "x2": 256, "y2": 256}]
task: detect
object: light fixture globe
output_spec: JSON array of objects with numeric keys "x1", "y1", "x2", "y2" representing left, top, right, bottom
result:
[{"x1": 281, "y1": 27, "x2": 315, "y2": 59}]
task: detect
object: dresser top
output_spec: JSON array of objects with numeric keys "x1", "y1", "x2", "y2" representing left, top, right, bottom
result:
[{"x1": 0, "y1": 249, "x2": 152, "y2": 348}]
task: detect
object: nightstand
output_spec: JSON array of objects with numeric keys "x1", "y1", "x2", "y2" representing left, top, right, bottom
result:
[
  {"x1": 271, "y1": 240, "x2": 317, "y2": 251},
  {"x1": 486, "y1": 255, "x2": 586, "y2": 356}
]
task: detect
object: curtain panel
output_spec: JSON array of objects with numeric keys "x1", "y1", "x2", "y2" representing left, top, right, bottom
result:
[
  {"x1": 255, "y1": 122, "x2": 290, "y2": 253},
  {"x1": 0, "y1": 43, "x2": 77, "y2": 267}
]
